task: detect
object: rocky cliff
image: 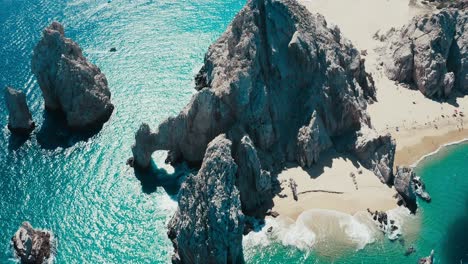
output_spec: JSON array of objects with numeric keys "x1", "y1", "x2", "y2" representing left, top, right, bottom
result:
[
  {"x1": 4, "y1": 87, "x2": 35, "y2": 134},
  {"x1": 11, "y1": 222, "x2": 54, "y2": 264},
  {"x1": 383, "y1": 8, "x2": 467, "y2": 98},
  {"x1": 32, "y1": 22, "x2": 114, "y2": 129},
  {"x1": 167, "y1": 135, "x2": 244, "y2": 264},
  {"x1": 133, "y1": 0, "x2": 399, "y2": 261}
]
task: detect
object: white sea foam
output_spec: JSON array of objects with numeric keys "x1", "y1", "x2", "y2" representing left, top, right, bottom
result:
[{"x1": 243, "y1": 209, "x2": 378, "y2": 252}]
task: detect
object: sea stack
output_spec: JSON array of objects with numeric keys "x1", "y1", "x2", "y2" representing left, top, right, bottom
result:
[
  {"x1": 4, "y1": 87, "x2": 35, "y2": 134},
  {"x1": 31, "y1": 21, "x2": 114, "y2": 129},
  {"x1": 168, "y1": 135, "x2": 244, "y2": 264},
  {"x1": 11, "y1": 222, "x2": 54, "y2": 264},
  {"x1": 383, "y1": 8, "x2": 467, "y2": 98}
]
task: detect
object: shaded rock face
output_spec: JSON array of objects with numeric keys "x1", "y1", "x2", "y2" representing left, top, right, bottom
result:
[
  {"x1": 296, "y1": 110, "x2": 332, "y2": 168},
  {"x1": 168, "y1": 135, "x2": 244, "y2": 264},
  {"x1": 350, "y1": 128, "x2": 396, "y2": 184},
  {"x1": 394, "y1": 166, "x2": 418, "y2": 213},
  {"x1": 4, "y1": 87, "x2": 35, "y2": 134},
  {"x1": 32, "y1": 21, "x2": 113, "y2": 129},
  {"x1": 11, "y1": 222, "x2": 54, "y2": 264},
  {"x1": 384, "y1": 9, "x2": 467, "y2": 98},
  {"x1": 132, "y1": 0, "x2": 376, "y2": 171}
]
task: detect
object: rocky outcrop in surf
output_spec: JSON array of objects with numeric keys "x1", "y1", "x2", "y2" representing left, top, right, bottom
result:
[
  {"x1": 4, "y1": 87, "x2": 35, "y2": 134},
  {"x1": 167, "y1": 135, "x2": 245, "y2": 264},
  {"x1": 32, "y1": 21, "x2": 114, "y2": 129},
  {"x1": 382, "y1": 8, "x2": 467, "y2": 98},
  {"x1": 11, "y1": 222, "x2": 55, "y2": 264}
]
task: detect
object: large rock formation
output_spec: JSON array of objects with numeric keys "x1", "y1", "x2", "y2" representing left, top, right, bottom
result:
[
  {"x1": 32, "y1": 21, "x2": 113, "y2": 129},
  {"x1": 383, "y1": 8, "x2": 467, "y2": 98},
  {"x1": 132, "y1": 0, "x2": 379, "y2": 170},
  {"x1": 4, "y1": 87, "x2": 35, "y2": 134},
  {"x1": 167, "y1": 135, "x2": 245, "y2": 264},
  {"x1": 134, "y1": 0, "x2": 398, "y2": 261},
  {"x1": 11, "y1": 222, "x2": 54, "y2": 264}
]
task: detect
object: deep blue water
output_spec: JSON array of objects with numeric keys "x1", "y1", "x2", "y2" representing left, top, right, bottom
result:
[{"x1": 0, "y1": 0, "x2": 244, "y2": 262}]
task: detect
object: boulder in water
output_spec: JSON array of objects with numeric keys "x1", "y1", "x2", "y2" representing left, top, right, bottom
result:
[
  {"x1": 4, "y1": 87, "x2": 35, "y2": 134},
  {"x1": 11, "y1": 222, "x2": 54, "y2": 264}
]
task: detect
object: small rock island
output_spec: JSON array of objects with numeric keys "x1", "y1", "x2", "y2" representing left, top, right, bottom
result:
[
  {"x1": 4, "y1": 87, "x2": 35, "y2": 134},
  {"x1": 32, "y1": 21, "x2": 114, "y2": 129},
  {"x1": 11, "y1": 222, "x2": 54, "y2": 264}
]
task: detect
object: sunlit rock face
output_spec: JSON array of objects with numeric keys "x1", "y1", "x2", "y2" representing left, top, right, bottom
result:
[{"x1": 32, "y1": 21, "x2": 114, "y2": 129}]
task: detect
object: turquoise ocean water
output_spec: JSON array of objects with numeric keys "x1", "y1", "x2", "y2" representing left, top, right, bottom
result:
[{"x1": 0, "y1": 0, "x2": 467, "y2": 263}]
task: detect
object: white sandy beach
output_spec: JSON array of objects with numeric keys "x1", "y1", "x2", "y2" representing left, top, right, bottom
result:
[{"x1": 268, "y1": 0, "x2": 468, "y2": 234}]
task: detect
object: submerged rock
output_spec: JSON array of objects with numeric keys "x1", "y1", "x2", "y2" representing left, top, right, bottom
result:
[
  {"x1": 419, "y1": 249, "x2": 435, "y2": 264},
  {"x1": 4, "y1": 87, "x2": 35, "y2": 134},
  {"x1": 383, "y1": 8, "x2": 467, "y2": 98},
  {"x1": 11, "y1": 222, "x2": 54, "y2": 264},
  {"x1": 32, "y1": 21, "x2": 114, "y2": 129},
  {"x1": 394, "y1": 166, "x2": 418, "y2": 213},
  {"x1": 167, "y1": 135, "x2": 244, "y2": 264}
]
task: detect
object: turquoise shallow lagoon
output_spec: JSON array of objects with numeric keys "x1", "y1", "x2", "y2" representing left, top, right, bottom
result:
[{"x1": 1, "y1": 0, "x2": 468, "y2": 263}]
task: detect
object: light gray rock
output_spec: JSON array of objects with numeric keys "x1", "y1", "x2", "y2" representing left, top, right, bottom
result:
[
  {"x1": 296, "y1": 111, "x2": 332, "y2": 167},
  {"x1": 383, "y1": 9, "x2": 467, "y2": 98},
  {"x1": 4, "y1": 87, "x2": 35, "y2": 134},
  {"x1": 394, "y1": 166, "x2": 418, "y2": 213},
  {"x1": 31, "y1": 21, "x2": 113, "y2": 129},
  {"x1": 132, "y1": 0, "x2": 376, "y2": 170},
  {"x1": 11, "y1": 222, "x2": 54, "y2": 264},
  {"x1": 350, "y1": 127, "x2": 396, "y2": 184},
  {"x1": 167, "y1": 135, "x2": 244, "y2": 264},
  {"x1": 419, "y1": 250, "x2": 435, "y2": 264},
  {"x1": 413, "y1": 176, "x2": 431, "y2": 202}
]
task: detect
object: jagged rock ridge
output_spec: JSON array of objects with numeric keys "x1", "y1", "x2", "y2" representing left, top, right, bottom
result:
[
  {"x1": 383, "y1": 8, "x2": 467, "y2": 98},
  {"x1": 32, "y1": 21, "x2": 114, "y2": 129},
  {"x1": 167, "y1": 134, "x2": 244, "y2": 264},
  {"x1": 132, "y1": 0, "x2": 398, "y2": 261},
  {"x1": 4, "y1": 87, "x2": 35, "y2": 134}
]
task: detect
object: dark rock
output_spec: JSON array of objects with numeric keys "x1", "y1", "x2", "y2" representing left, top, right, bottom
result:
[
  {"x1": 412, "y1": 176, "x2": 431, "y2": 202},
  {"x1": 394, "y1": 166, "x2": 418, "y2": 213},
  {"x1": 32, "y1": 21, "x2": 114, "y2": 129},
  {"x1": 109, "y1": 47, "x2": 117, "y2": 52},
  {"x1": 167, "y1": 135, "x2": 245, "y2": 264},
  {"x1": 289, "y1": 178, "x2": 298, "y2": 201},
  {"x1": 11, "y1": 222, "x2": 55, "y2": 264},
  {"x1": 4, "y1": 87, "x2": 35, "y2": 134}
]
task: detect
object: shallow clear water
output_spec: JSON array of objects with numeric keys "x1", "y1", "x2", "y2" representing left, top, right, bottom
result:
[{"x1": 1, "y1": 0, "x2": 468, "y2": 263}]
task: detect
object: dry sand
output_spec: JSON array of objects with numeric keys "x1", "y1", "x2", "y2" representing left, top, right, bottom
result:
[{"x1": 271, "y1": 0, "x2": 468, "y2": 221}]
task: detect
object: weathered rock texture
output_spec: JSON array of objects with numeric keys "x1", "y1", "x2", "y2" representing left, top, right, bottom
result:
[
  {"x1": 383, "y1": 8, "x2": 467, "y2": 98},
  {"x1": 167, "y1": 135, "x2": 244, "y2": 264},
  {"x1": 32, "y1": 21, "x2": 113, "y2": 129},
  {"x1": 394, "y1": 166, "x2": 418, "y2": 213},
  {"x1": 132, "y1": 0, "x2": 379, "y2": 170},
  {"x1": 134, "y1": 0, "x2": 398, "y2": 261},
  {"x1": 11, "y1": 222, "x2": 54, "y2": 264},
  {"x1": 349, "y1": 127, "x2": 396, "y2": 184},
  {"x1": 4, "y1": 87, "x2": 35, "y2": 134}
]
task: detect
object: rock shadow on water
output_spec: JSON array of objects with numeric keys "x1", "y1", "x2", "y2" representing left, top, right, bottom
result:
[
  {"x1": 442, "y1": 197, "x2": 468, "y2": 263},
  {"x1": 8, "y1": 133, "x2": 31, "y2": 151},
  {"x1": 132, "y1": 159, "x2": 190, "y2": 196},
  {"x1": 36, "y1": 110, "x2": 103, "y2": 150}
]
